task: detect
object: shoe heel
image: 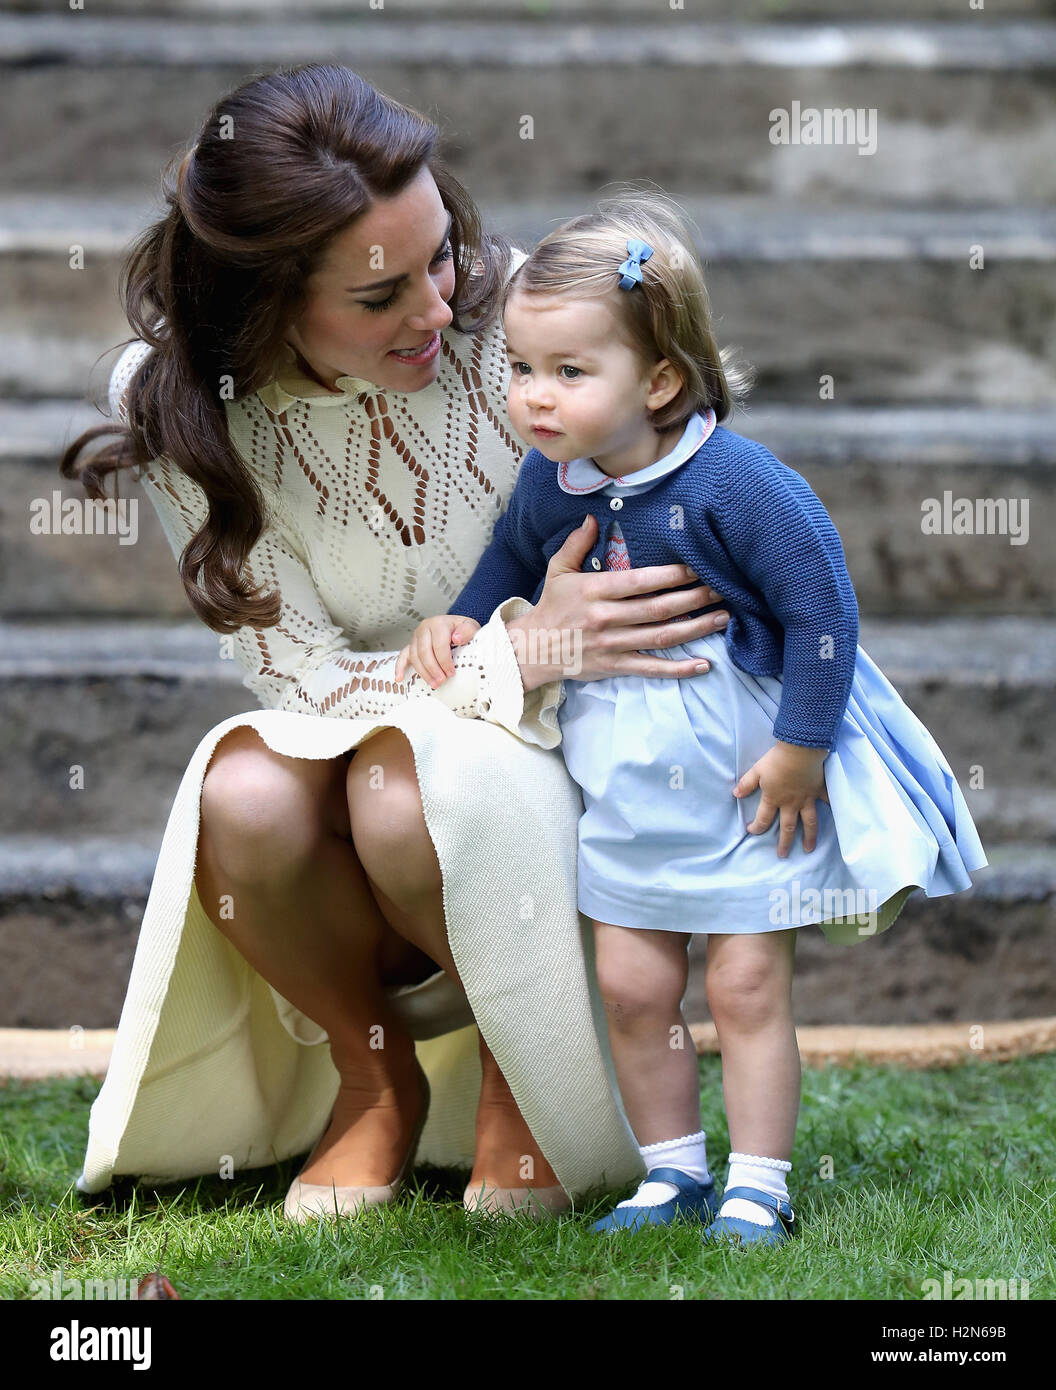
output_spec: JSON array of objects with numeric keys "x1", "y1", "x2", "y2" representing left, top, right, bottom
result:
[{"x1": 463, "y1": 1182, "x2": 570, "y2": 1218}]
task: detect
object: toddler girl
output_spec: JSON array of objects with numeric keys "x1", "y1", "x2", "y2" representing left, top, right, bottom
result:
[{"x1": 394, "y1": 190, "x2": 988, "y2": 1245}]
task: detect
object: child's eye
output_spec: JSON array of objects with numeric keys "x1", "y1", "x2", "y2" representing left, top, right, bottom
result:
[
  {"x1": 360, "y1": 242, "x2": 454, "y2": 313},
  {"x1": 508, "y1": 362, "x2": 581, "y2": 379}
]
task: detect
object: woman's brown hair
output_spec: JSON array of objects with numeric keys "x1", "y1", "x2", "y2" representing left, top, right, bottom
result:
[{"x1": 60, "y1": 63, "x2": 514, "y2": 633}]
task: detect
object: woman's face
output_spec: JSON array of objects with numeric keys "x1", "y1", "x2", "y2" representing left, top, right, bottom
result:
[{"x1": 284, "y1": 165, "x2": 458, "y2": 393}]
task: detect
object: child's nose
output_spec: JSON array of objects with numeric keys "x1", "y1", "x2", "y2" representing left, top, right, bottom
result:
[{"x1": 517, "y1": 376, "x2": 552, "y2": 409}]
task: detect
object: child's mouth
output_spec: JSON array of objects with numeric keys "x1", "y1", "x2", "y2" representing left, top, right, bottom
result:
[{"x1": 532, "y1": 426, "x2": 561, "y2": 438}]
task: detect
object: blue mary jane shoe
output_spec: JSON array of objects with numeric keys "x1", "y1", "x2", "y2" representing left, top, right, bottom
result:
[
  {"x1": 592, "y1": 1166, "x2": 720, "y2": 1232},
  {"x1": 702, "y1": 1185, "x2": 796, "y2": 1247}
]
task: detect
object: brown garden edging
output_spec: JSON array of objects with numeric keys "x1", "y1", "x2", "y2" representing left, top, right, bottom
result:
[{"x1": 2, "y1": 1020, "x2": 1056, "y2": 1083}]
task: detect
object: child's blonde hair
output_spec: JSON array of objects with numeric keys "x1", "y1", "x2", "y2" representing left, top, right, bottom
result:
[{"x1": 502, "y1": 183, "x2": 754, "y2": 434}]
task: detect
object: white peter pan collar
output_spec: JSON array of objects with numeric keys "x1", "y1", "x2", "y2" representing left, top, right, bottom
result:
[
  {"x1": 256, "y1": 341, "x2": 386, "y2": 411},
  {"x1": 556, "y1": 408, "x2": 717, "y2": 494}
]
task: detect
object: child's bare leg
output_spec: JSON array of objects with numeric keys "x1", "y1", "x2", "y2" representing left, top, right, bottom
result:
[
  {"x1": 704, "y1": 927, "x2": 799, "y2": 1226},
  {"x1": 704, "y1": 929, "x2": 799, "y2": 1156},
  {"x1": 593, "y1": 922, "x2": 700, "y2": 1143}
]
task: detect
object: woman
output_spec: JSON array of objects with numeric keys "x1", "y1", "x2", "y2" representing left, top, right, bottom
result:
[{"x1": 61, "y1": 64, "x2": 733, "y2": 1222}]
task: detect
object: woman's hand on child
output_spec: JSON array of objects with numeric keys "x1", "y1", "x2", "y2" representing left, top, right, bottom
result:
[
  {"x1": 395, "y1": 615, "x2": 482, "y2": 689},
  {"x1": 733, "y1": 741, "x2": 831, "y2": 859}
]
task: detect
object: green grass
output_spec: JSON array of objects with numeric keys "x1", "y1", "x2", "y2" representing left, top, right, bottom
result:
[{"x1": 1, "y1": 1056, "x2": 1054, "y2": 1301}]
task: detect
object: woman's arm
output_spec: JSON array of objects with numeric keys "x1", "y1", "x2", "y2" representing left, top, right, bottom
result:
[
  {"x1": 110, "y1": 348, "x2": 566, "y2": 748},
  {"x1": 502, "y1": 514, "x2": 732, "y2": 693}
]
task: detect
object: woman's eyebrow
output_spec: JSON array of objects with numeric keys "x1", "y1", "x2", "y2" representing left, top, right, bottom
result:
[{"x1": 344, "y1": 210, "x2": 454, "y2": 293}]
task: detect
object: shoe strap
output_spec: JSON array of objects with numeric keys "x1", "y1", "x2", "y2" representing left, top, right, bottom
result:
[
  {"x1": 645, "y1": 1166, "x2": 712, "y2": 1194},
  {"x1": 722, "y1": 1185, "x2": 795, "y2": 1224}
]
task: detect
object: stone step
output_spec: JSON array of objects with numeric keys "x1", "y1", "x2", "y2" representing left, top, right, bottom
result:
[
  {"x1": 0, "y1": 833, "x2": 1049, "y2": 1028},
  {"x1": 692, "y1": 842, "x2": 1056, "y2": 1027},
  {"x1": 731, "y1": 404, "x2": 1052, "y2": 616},
  {"x1": 4, "y1": 194, "x2": 1056, "y2": 404},
  {"x1": 3, "y1": 17, "x2": 1055, "y2": 204},
  {"x1": 0, "y1": 616, "x2": 1049, "y2": 836},
  {"x1": 9, "y1": 1, "x2": 1055, "y2": 19},
  {"x1": 5, "y1": 397, "x2": 1051, "y2": 618}
]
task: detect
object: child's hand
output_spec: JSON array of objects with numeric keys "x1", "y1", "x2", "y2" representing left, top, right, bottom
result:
[
  {"x1": 394, "y1": 615, "x2": 481, "y2": 689},
  {"x1": 733, "y1": 741, "x2": 831, "y2": 859}
]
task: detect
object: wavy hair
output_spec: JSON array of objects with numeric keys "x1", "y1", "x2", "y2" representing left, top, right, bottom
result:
[
  {"x1": 60, "y1": 63, "x2": 514, "y2": 632},
  {"x1": 500, "y1": 182, "x2": 753, "y2": 433}
]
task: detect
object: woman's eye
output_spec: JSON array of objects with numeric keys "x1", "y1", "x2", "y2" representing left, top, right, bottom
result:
[{"x1": 360, "y1": 241, "x2": 454, "y2": 313}]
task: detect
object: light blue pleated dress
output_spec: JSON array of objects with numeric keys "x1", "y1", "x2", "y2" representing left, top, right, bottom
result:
[{"x1": 555, "y1": 415, "x2": 989, "y2": 946}]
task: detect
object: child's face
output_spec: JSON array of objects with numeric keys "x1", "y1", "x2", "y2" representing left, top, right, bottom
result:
[{"x1": 503, "y1": 290, "x2": 669, "y2": 467}]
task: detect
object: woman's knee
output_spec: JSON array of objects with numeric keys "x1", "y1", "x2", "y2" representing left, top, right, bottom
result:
[
  {"x1": 199, "y1": 726, "x2": 351, "y2": 882},
  {"x1": 346, "y1": 728, "x2": 442, "y2": 904}
]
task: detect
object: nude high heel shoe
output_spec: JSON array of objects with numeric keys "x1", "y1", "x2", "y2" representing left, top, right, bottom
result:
[
  {"x1": 462, "y1": 1180, "x2": 571, "y2": 1219},
  {"x1": 283, "y1": 1062, "x2": 430, "y2": 1224}
]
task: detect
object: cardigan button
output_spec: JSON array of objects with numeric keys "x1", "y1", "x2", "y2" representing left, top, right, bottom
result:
[
  {"x1": 609, "y1": 497, "x2": 624, "y2": 510},
  {"x1": 590, "y1": 557, "x2": 602, "y2": 570}
]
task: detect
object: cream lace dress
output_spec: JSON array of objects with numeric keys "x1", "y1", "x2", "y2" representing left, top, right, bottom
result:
[{"x1": 76, "y1": 252, "x2": 642, "y2": 1198}]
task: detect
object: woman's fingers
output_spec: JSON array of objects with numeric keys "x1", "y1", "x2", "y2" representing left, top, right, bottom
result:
[{"x1": 601, "y1": 652, "x2": 714, "y2": 680}]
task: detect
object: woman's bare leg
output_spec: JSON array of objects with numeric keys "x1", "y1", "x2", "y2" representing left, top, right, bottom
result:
[
  {"x1": 194, "y1": 726, "x2": 434, "y2": 1188},
  {"x1": 348, "y1": 728, "x2": 561, "y2": 1191}
]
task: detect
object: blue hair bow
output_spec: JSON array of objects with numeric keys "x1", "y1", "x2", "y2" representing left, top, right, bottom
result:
[{"x1": 616, "y1": 237, "x2": 654, "y2": 291}]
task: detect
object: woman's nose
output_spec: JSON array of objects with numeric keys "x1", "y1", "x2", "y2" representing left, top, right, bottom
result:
[{"x1": 407, "y1": 280, "x2": 454, "y2": 332}]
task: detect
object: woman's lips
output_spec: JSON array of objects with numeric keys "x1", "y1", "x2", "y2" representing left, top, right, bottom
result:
[{"x1": 387, "y1": 331, "x2": 441, "y2": 365}]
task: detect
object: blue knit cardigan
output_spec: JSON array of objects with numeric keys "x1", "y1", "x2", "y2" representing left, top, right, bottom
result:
[{"x1": 449, "y1": 422, "x2": 860, "y2": 752}]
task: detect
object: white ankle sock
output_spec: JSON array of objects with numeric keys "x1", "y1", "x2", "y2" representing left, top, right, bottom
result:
[
  {"x1": 720, "y1": 1152, "x2": 792, "y2": 1226},
  {"x1": 618, "y1": 1130, "x2": 711, "y2": 1208}
]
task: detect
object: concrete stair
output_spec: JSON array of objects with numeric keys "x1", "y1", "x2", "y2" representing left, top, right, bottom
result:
[
  {"x1": 5, "y1": 396, "x2": 1051, "y2": 618},
  {"x1": 1, "y1": 0, "x2": 1052, "y2": 1029},
  {"x1": 3, "y1": 15, "x2": 1056, "y2": 204},
  {"x1": 0, "y1": 613, "x2": 1048, "y2": 840},
  {"x1": 8, "y1": 1, "x2": 1056, "y2": 15},
  {"x1": 1, "y1": 835, "x2": 1051, "y2": 1030},
  {"x1": 5, "y1": 195, "x2": 1056, "y2": 403}
]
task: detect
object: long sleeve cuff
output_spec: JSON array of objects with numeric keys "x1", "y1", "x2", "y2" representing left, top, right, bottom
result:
[
  {"x1": 430, "y1": 595, "x2": 565, "y2": 749},
  {"x1": 489, "y1": 595, "x2": 567, "y2": 749}
]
